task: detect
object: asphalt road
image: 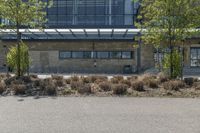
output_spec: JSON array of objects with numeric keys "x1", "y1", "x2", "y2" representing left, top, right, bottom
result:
[{"x1": 0, "y1": 97, "x2": 200, "y2": 133}]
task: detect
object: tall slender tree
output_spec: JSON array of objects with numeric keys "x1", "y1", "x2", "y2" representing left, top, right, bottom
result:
[
  {"x1": 0, "y1": 0, "x2": 52, "y2": 77},
  {"x1": 135, "y1": 0, "x2": 200, "y2": 78}
]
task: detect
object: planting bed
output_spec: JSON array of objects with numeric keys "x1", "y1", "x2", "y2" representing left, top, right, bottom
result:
[{"x1": 0, "y1": 73, "x2": 200, "y2": 98}]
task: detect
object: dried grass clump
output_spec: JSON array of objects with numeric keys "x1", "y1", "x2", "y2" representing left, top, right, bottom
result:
[
  {"x1": 157, "y1": 72, "x2": 169, "y2": 83},
  {"x1": 70, "y1": 81, "x2": 83, "y2": 90},
  {"x1": 139, "y1": 74, "x2": 156, "y2": 81},
  {"x1": 131, "y1": 81, "x2": 144, "y2": 92},
  {"x1": 70, "y1": 76, "x2": 80, "y2": 82},
  {"x1": 163, "y1": 80, "x2": 185, "y2": 91},
  {"x1": 145, "y1": 79, "x2": 159, "y2": 88},
  {"x1": 81, "y1": 76, "x2": 91, "y2": 83},
  {"x1": 89, "y1": 76, "x2": 108, "y2": 83},
  {"x1": 12, "y1": 84, "x2": 27, "y2": 95},
  {"x1": 45, "y1": 83, "x2": 57, "y2": 95},
  {"x1": 193, "y1": 82, "x2": 200, "y2": 90},
  {"x1": 0, "y1": 82, "x2": 6, "y2": 94},
  {"x1": 77, "y1": 84, "x2": 91, "y2": 94},
  {"x1": 127, "y1": 76, "x2": 138, "y2": 81},
  {"x1": 29, "y1": 74, "x2": 38, "y2": 79},
  {"x1": 65, "y1": 78, "x2": 71, "y2": 84},
  {"x1": 112, "y1": 84, "x2": 128, "y2": 95},
  {"x1": 98, "y1": 81, "x2": 112, "y2": 91},
  {"x1": 110, "y1": 76, "x2": 124, "y2": 84},
  {"x1": 184, "y1": 77, "x2": 194, "y2": 86},
  {"x1": 52, "y1": 75, "x2": 63, "y2": 81},
  {"x1": 120, "y1": 79, "x2": 131, "y2": 87},
  {"x1": 20, "y1": 76, "x2": 32, "y2": 83}
]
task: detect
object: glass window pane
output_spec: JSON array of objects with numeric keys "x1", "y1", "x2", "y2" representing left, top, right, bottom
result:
[
  {"x1": 110, "y1": 51, "x2": 122, "y2": 59},
  {"x1": 60, "y1": 51, "x2": 71, "y2": 59},
  {"x1": 191, "y1": 49, "x2": 197, "y2": 59},
  {"x1": 97, "y1": 52, "x2": 109, "y2": 59},
  {"x1": 191, "y1": 60, "x2": 198, "y2": 67},
  {"x1": 72, "y1": 52, "x2": 84, "y2": 58},
  {"x1": 83, "y1": 52, "x2": 92, "y2": 58},
  {"x1": 122, "y1": 52, "x2": 132, "y2": 59}
]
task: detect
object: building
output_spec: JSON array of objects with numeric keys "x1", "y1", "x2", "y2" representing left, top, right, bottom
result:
[
  {"x1": 1, "y1": 0, "x2": 199, "y2": 75},
  {"x1": 1, "y1": 0, "x2": 154, "y2": 74}
]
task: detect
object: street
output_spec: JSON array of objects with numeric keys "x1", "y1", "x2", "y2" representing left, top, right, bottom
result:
[{"x1": 0, "y1": 97, "x2": 200, "y2": 133}]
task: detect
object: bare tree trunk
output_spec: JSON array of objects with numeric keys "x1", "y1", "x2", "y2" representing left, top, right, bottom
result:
[
  {"x1": 170, "y1": 39, "x2": 173, "y2": 79},
  {"x1": 16, "y1": 23, "x2": 21, "y2": 77}
]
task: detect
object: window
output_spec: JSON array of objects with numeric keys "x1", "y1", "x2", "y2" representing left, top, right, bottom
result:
[
  {"x1": 72, "y1": 52, "x2": 84, "y2": 58},
  {"x1": 191, "y1": 48, "x2": 200, "y2": 67},
  {"x1": 110, "y1": 51, "x2": 122, "y2": 59},
  {"x1": 122, "y1": 52, "x2": 132, "y2": 59},
  {"x1": 59, "y1": 51, "x2": 71, "y2": 59},
  {"x1": 45, "y1": 0, "x2": 134, "y2": 27},
  {"x1": 59, "y1": 51, "x2": 134, "y2": 59},
  {"x1": 97, "y1": 52, "x2": 109, "y2": 59},
  {"x1": 83, "y1": 52, "x2": 92, "y2": 59}
]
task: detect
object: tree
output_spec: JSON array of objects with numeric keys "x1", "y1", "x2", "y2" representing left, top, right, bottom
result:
[
  {"x1": 7, "y1": 41, "x2": 30, "y2": 76},
  {"x1": 0, "y1": 0, "x2": 52, "y2": 77},
  {"x1": 135, "y1": 0, "x2": 200, "y2": 78}
]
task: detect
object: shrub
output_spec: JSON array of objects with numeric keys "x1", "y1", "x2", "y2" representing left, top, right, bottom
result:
[
  {"x1": 39, "y1": 78, "x2": 54, "y2": 90},
  {"x1": 70, "y1": 81, "x2": 83, "y2": 90},
  {"x1": 112, "y1": 84, "x2": 128, "y2": 95},
  {"x1": 163, "y1": 80, "x2": 185, "y2": 91},
  {"x1": 55, "y1": 79, "x2": 64, "y2": 87},
  {"x1": 81, "y1": 76, "x2": 91, "y2": 83},
  {"x1": 77, "y1": 84, "x2": 91, "y2": 94},
  {"x1": 4, "y1": 76, "x2": 17, "y2": 85},
  {"x1": 0, "y1": 82, "x2": 6, "y2": 94},
  {"x1": 45, "y1": 84, "x2": 57, "y2": 95},
  {"x1": 131, "y1": 81, "x2": 144, "y2": 91},
  {"x1": 120, "y1": 79, "x2": 131, "y2": 87},
  {"x1": 7, "y1": 41, "x2": 30, "y2": 76},
  {"x1": 12, "y1": 84, "x2": 26, "y2": 95},
  {"x1": 90, "y1": 76, "x2": 108, "y2": 83},
  {"x1": 65, "y1": 78, "x2": 71, "y2": 84},
  {"x1": 127, "y1": 76, "x2": 138, "y2": 81},
  {"x1": 184, "y1": 77, "x2": 194, "y2": 86},
  {"x1": 163, "y1": 49, "x2": 181, "y2": 78},
  {"x1": 110, "y1": 78, "x2": 119, "y2": 84},
  {"x1": 193, "y1": 82, "x2": 200, "y2": 90},
  {"x1": 52, "y1": 75, "x2": 63, "y2": 81},
  {"x1": 30, "y1": 74, "x2": 38, "y2": 79},
  {"x1": 70, "y1": 76, "x2": 80, "y2": 82},
  {"x1": 144, "y1": 79, "x2": 158, "y2": 88},
  {"x1": 20, "y1": 76, "x2": 32, "y2": 83},
  {"x1": 33, "y1": 79, "x2": 40, "y2": 87},
  {"x1": 99, "y1": 81, "x2": 112, "y2": 91},
  {"x1": 157, "y1": 72, "x2": 169, "y2": 83},
  {"x1": 0, "y1": 74, "x2": 7, "y2": 80},
  {"x1": 62, "y1": 88, "x2": 73, "y2": 95},
  {"x1": 113, "y1": 76, "x2": 124, "y2": 81}
]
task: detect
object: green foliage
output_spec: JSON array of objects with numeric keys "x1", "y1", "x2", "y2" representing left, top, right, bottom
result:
[
  {"x1": 136, "y1": 0, "x2": 200, "y2": 45},
  {"x1": 163, "y1": 49, "x2": 181, "y2": 79},
  {"x1": 7, "y1": 41, "x2": 30, "y2": 76},
  {"x1": 0, "y1": 0, "x2": 52, "y2": 28},
  {"x1": 135, "y1": 0, "x2": 200, "y2": 78}
]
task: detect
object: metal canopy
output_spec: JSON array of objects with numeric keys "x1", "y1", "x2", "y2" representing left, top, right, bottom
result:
[{"x1": 0, "y1": 28, "x2": 140, "y2": 40}]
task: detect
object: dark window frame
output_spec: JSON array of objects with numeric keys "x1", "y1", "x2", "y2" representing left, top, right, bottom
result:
[
  {"x1": 59, "y1": 51, "x2": 134, "y2": 60},
  {"x1": 190, "y1": 47, "x2": 200, "y2": 67}
]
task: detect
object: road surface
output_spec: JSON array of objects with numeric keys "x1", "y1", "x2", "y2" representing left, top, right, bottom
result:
[{"x1": 0, "y1": 97, "x2": 200, "y2": 133}]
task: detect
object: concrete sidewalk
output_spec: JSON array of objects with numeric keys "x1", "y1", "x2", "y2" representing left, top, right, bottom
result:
[{"x1": 0, "y1": 97, "x2": 200, "y2": 133}]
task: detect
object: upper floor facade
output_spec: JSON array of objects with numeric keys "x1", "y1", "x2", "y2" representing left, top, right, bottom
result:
[{"x1": 44, "y1": 0, "x2": 139, "y2": 28}]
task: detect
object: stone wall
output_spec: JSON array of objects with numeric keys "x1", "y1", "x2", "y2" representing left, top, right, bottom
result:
[
  {"x1": 140, "y1": 45, "x2": 155, "y2": 70},
  {"x1": 0, "y1": 40, "x2": 137, "y2": 74}
]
